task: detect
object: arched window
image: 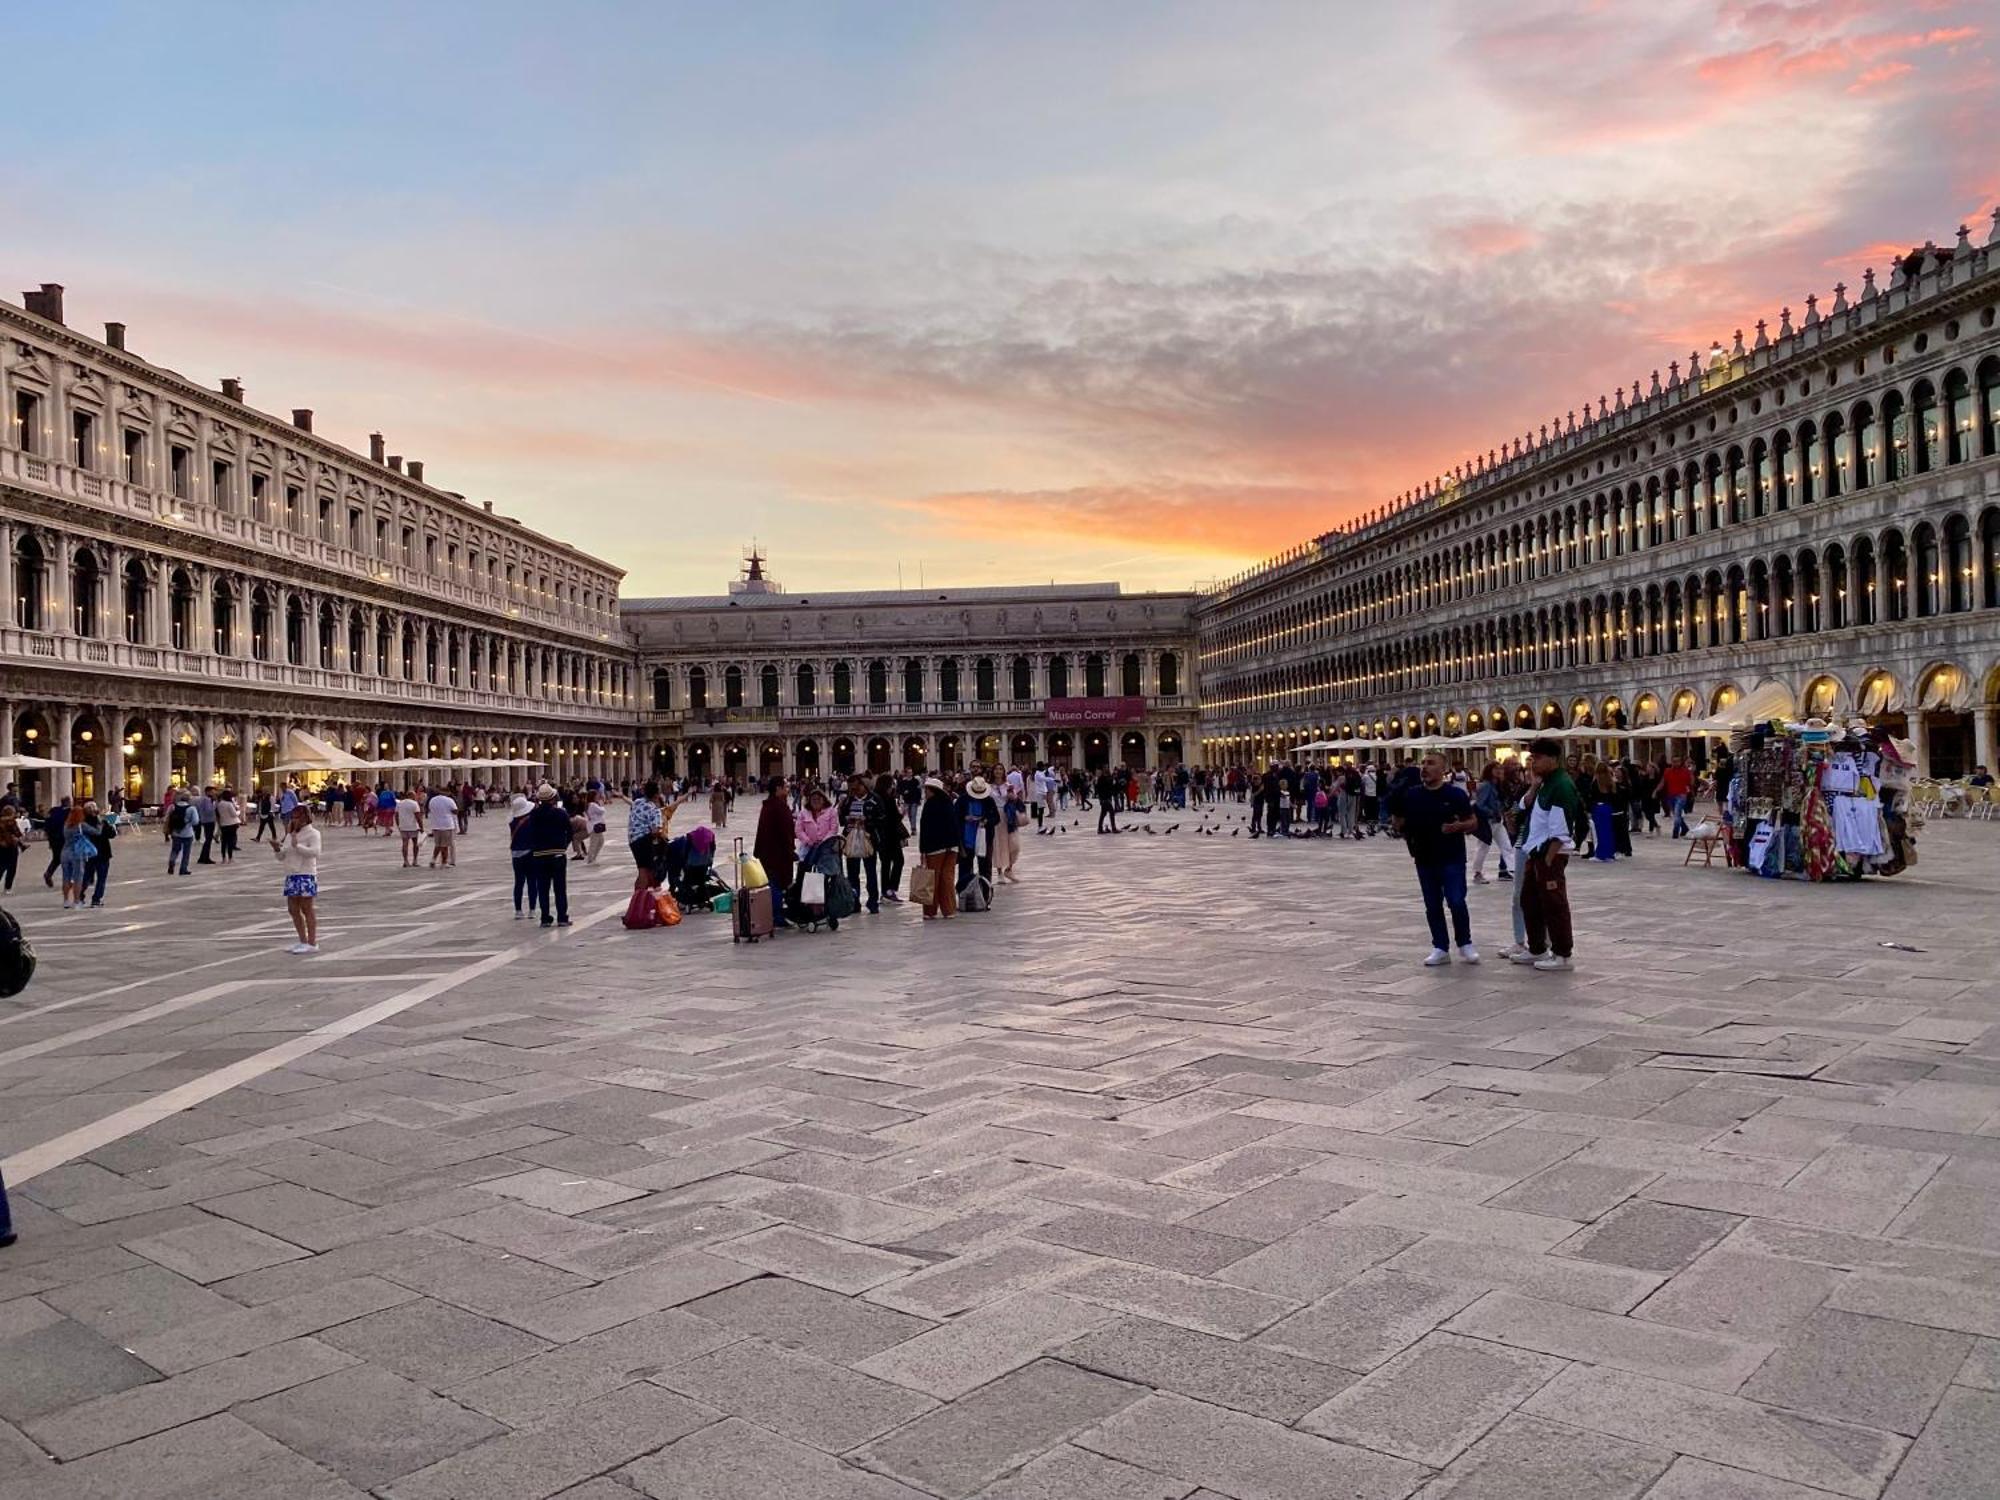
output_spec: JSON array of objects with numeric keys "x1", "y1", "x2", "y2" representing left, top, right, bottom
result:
[
  {"x1": 1854, "y1": 403, "x2": 1880, "y2": 489},
  {"x1": 285, "y1": 595, "x2": 306, "y2": 665},
  {"x1": 318, "y1": 602, "x2": 336, "y2": 668},
  {"x1": 761, "y1": 663, "x2": 780, "y2": 708},
  {"x1": 1944, "y1": 514, "x2": 1972, "y2": 613},
  {"x1": 794, "y1": 662, "x2": 814, "y2": 706},
  {"x1": 1011, "y1": 655, "x2": 1031, "y2": 701},
  {"x1": 1048, "y1": 655, "x2": 1070, "y2": 698},
  {"x1": 1798, "y1": 551, "x2": 1821, "y2": 632},
  {"x1": 1882, "y1": 529, "x2": 1908, "y2": 621},
  {"x1": 1946, "y1": 370, "x2": 1975, "y2": 463},
  {"x1": 724, "y1": 664, "x2": 744, "y2": 708},
  {"x1": 1085, "y1": 652, "x2": 1106, "y2": 698},
  {"x1": 424, "y1": 625, "x2": 439, "y2": 683},
  {"x1": 1981, "y1": 357, "x2": 2000, "y2": 456},
  {"x1": 1981, "y1": 508, "x2": 2000, "y2": 609},
  {"x1": 1913, "y1": 523, "x2": 1940, "y2": 618},
  {"x1": 832, "y1": 660, "x2": 851, "y2": 706},
  {"x1": 214, "y1": 581, "x2": 238, "y2": 655},
  {"x1": 1823, "y1": 544, "x2": 1847, "y2": 629},
  {"x1": 123, "y1": 559, "x2": 149, "y2": 643},
  {"x1": 688, "y1": 665, "x2": 708, "y2": 709},
  {"x1": 652, "y1": 668, "x2": 673, "y2": 710},
  {"x1": 1159, "y1": 652, "x2": 1180, "y2": 696},
  {"x1": 1797, "y1": 422, "x2": 1818, "y2": 503},
  {"x1": 70, "y1": 548, "x2": 101, "y2": 637},
  {"x1": 13, "y1": 535, "x2": 45, "y2": 631},
  {"x1": 975, "y1": 656, "x2": 995, "y2": 703},
  {"x1": 1911, "y1": 382, "x2": 1940, "y2": 473},
  {"x1": 1822, "y1": 411, "x2": 1846, "y2": 497},
  {"x1": 867, "y1": 658, "x2": 887, "y2": 705},
  {"x1": 903, "y1": 658, "x2": 923, "y2": 704},
  {"x1": 939, "y1": 658, "x2": 959, "y2": 703},
  {"x1": 1751, "y1": 440, "x2": 1770, "y2": 518},
  {"x1": 1726, "y1": 447, "x2": 1747, "y2": 524},
  {"x1": 1120, "y1": 653, "x2": 1141, "y2": 697},
  {"x1": 1882, "y1": 389, "x2": 1910, "y2": 480}
]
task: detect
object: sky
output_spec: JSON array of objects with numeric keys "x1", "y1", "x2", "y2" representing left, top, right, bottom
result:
[{"x1": 6, "y1": 0, "x2": 1996, "y2": 596}]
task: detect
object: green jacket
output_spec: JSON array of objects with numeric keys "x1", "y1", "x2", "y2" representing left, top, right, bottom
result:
[{"x1": 1534, "y1": 768, "x2": 1588, "y2": 846}]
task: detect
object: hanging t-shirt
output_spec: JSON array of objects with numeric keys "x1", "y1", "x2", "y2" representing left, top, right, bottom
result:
[{"x1": 1831, "y1": 794, "x2": 1885, "y2": 855}]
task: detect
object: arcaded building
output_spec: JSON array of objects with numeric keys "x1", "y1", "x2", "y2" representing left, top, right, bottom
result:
[
  {"x1": 1196, "y1": 224, "x2": 2000, "y2": 778},
  {"x1": 624, "y1": 559, "x2": 1199, "y2": 782},
  {"x1": 0, "y1": 284, "x2": 639, "y2": 804}
]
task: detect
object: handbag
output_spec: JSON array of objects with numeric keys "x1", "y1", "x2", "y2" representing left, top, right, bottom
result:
[
  {"x1": 843, "y1": 826, "x2": 873, "y2": 859},
  {"x1": 800, "y1": 870, "x2": 827, "y2": 904},
  {"x1": 655, "y1": 891, "x2": 683, "y2": 926},
  {"x1": 908, "y1": 865, "x2": 937, "y2": 905}
]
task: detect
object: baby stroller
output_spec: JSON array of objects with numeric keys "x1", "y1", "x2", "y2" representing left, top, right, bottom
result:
[
  {"x1": 671, "y1": 827, "x2": 728, "y2": 912},
  {"x1": 791, "y1": 838, "x2": 856, "y2": 932}
]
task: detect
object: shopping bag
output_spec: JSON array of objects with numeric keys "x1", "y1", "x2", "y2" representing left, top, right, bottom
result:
[
  {"x1": 800, "y1": 871, "x2": 827, "y2": 904},
  {"x1": 908, "y1": 865, "x2": 937, "y2": 906},
  {"x1": 655, "y1": 891, "x2": 683, "y2": 926},
  {"x1": 739, "y1": 855, "x2": 768, "y2": 889}
]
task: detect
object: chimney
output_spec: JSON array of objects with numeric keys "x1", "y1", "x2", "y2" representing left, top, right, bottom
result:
[
  {"x1": 291, "y1": 409, "x2": 313, "y2": 432},
  {"x1": 407, "y1": 460, "x2": 424, "y2": 482},
  {"x1": 220, "y1": 377, "x2": 243, "y2": 402},
  {"x1": 387, "y1": 455, "x2": 403, "y2": 473},
  {"x1": 369, "y1": 432, "x2": 385, "y2": 464},
  {"x1": 104, "y1": 321, "x2": 126, "y2": 351},
  {"x1": 22, "y1": 283, "x2": 64, "y2": 324}
]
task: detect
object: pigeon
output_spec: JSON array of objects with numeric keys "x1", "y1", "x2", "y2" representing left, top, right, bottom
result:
[
  {"x1": 1143, "y1": 826, "x2": 1155, "y2": 835},
  {"x1": 1232, "y1": 828, "x2": 1240, "y2": 837}
]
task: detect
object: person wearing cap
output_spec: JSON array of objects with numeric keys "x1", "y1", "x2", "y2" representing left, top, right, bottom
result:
[
  {"x1": 507, "y1": 792, "x2": 534, "y2": 918},
  {"x1": 916, "y1": 776, "x2": 959, "y2": 918},
  {"x1": 521, "y1": 785, "x2": 574, "y2": 927}
]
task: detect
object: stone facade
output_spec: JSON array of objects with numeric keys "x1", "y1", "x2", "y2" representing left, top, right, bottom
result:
[
  {"x1": 1196, "y1": 223, "x2": 2000, "y2": 779},
  {"x1": 624, "y1": 577, "x2": 1199, "y2": 781},
  {"x1": 0, "y1": 285, "x2": 637, "y2": 803}
]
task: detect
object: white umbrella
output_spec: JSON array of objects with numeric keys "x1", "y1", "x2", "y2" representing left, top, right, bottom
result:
[{"x1": 0, "y1": 754, "x2": 85, "y2": 770}]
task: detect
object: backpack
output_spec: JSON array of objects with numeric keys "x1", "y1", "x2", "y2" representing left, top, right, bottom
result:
[
  {"x1": 167, "y1": 805, "x2": 189, "y2": 834},
  {"x1": 0, "y1": 906, "x2": 36, "y2": 998}
]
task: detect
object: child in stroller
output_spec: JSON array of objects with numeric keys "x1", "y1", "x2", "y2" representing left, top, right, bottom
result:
[{"x1": 668, "y1": 826, "x2": 729, "y2": 911}]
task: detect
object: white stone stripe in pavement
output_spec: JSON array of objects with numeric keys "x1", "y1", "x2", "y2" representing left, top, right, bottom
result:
[{"x1": 0, "y1": 896, "x2": 629, "y2": 1184}]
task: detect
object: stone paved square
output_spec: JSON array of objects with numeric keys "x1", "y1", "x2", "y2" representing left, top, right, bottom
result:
[{"x1": 1, "y1": 802, "x2": 1999, "y2": 1497}]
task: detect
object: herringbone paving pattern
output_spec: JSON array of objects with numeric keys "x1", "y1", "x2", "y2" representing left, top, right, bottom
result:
[{"x1": 2, "y1": 798, "x2": 1998, "y2": 1498}]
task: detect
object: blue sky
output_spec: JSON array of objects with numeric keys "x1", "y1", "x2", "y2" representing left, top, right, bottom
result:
[{"x1": 7, "y1": 1, "x2": 1994, "y2": 593}]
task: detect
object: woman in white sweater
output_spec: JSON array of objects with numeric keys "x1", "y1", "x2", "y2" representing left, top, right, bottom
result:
[{"x1": 276, "y1": 805, "x2": 322, "y2": 955}]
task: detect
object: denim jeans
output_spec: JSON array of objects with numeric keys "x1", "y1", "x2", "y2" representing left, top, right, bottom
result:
[
  {"x1": 1414, "y1": 861, "x2": 1472, "y2": 950},
  {"x1": 1666, "y1": 794, "x2": 1689, "y2": 836},
  {"x1": 169, "y1": 836, "x2": 192, "y2": 874},
  {"x1": 528, "y1": 854, "x2": 569, "y2": 922}
]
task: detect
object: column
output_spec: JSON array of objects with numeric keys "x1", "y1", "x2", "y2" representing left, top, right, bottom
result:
[
  {"x1": 1973, "y1": 705, "x2": 1996, "y2": 778},
  {"x1": 1910, "y1": 708, "x2": 1932, "y2": 779},
  {"x1": 1874, "y1": 543, "x2": 1891, "y2": 625},
  {"x1": 0, "y1": 700, "x2": 11, "y2": 757},
  {"x1": 148, "y1": 733, "x2": 170, "y2": 806},
  {"x1": 0, "y1": 521, "x2": 13, "y2": 628},
  {"x1": 53, "y1": 704, "x2": 77, "y2": 799},
  {"x1": 100, "y1": 711, "x2": 123, "y2": 803},
  {"x1": 197, "y1": 717, "x2": 217, "y2": 788},
  {"x1": 240, "y1": 718, "x2": 257, "y2": 789},
  {"x1": 51, "y1": 535, "x2": 73, "y2": 636},
  {"x1": 194, "y1": 568, "x2": 215, "y2": 655}
]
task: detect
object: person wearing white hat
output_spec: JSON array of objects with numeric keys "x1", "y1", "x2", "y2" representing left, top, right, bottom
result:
[
  {"x1": 507, "y1": 793, "x2": 534, "y2": 918},
  {"x1": 916, "y1": 776, "x2": 958, "y2": 918},
  {"x1": 521, "y1": 784, "x2": 574, "y2": 926}
]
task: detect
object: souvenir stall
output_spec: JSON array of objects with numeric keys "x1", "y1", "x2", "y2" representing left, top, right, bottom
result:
[{"x1": 1724, "y1": 719, "x2": 1917, "y2": 881}]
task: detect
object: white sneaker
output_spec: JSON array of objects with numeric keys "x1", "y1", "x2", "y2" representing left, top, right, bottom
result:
[
  {"x1": 1533, "y1": 954, "x2": 1572, "y2": 972},
  {"x1": 286, "y1": 942, "x2": 310, "y2": 954},
  {"x1": 1497, "y1": 944, "x2": 1524, "y2": 960},
  {"x1": 1457, "y1": 944, "x2": 1481, "y2": 964},
  {"x1": 1509, "y1": 950, "x2": 1541, "y2": 965},
  {"x1": 1424, "y1": 948, "x2": 1452, "y2": 967}
]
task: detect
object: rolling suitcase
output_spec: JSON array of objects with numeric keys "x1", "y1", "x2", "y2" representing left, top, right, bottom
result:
[{"x1": 732, "y1": 838, "x2": 775, "y2": 942}]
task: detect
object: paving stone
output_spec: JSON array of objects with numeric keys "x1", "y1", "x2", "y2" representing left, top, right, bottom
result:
[
  {"x1": 656, "y1": 1336, "x2": 935, "y2": 1451},
  {"x1": 1889, "y1": 1182, "x2": 2000, "y2": 1254},
  {"x1": 1334, "y1": 1192, "x2": 1581, "y2": 1250},
  {"x1": 1741, "y1": 1308, "x2": 1971, "y2": 1436},
  {"x1": 1179, "y1": 1175, "x2": 1361, "y2": 1243},
  {"x1": 1882, "y1": 1387, "x2": 2000, "y2": 1500},
  {"x1": 320, "y1": 1296, "x2": 551, "y2": 1387},
  {"x1": 194, "y1": 1182, "x2": 362, "y2": 1240},
  {"x1": 449, "y1": 1307, "x2": 736, "y2": 1426},
  {"x1": 1641, "y1": 1177, "x2": 1902, "y2": 1236},
  {"x1": 861, "y1": 1358, "x2": 1147, "y2": 1499},
  {"x1": 1828, "y1": 1272, "x2": 2000, "y2": 1338},
  {"x1": 1445, "y1": 1289, "x2": 1773, "y2": 1392},
  {"x1": 1788, "y1": 1144, "x2": 1946, "y2": 1207},
  {"x1": 1384, "y1": 1237, "x2": 1661, "y2": 1314},
  {"x1": 1215, "y1": 1221, "x2": 1422, "y2": 1301},
  {"x1": 0, "y1": 1317, "x2": 160, "y2": 1424},
  {"x1": 472, "y1": 1167, "x2": 648, "y2": 1214},
  {"x1": 0, "y1": 1413, "x2": 358, "y2": 1500},
  {"x1": 865, "y1": 1240, "x2": 1088, "y2": 1318},
  {"x1": 37, "y1": 1263, "x2": 239, "y2": 1345},
  {"x1": 506, "y1": 1249, "x2": 759, "y2": 1340},
  {"x1": 124, "y1": 1217, "x2": 310, "y2": 1283},
  {"x1": 714, "y1": 1225, "x2": 923, "y2": 1293},
  {"x1": 970, "y1": 1443, "x2": 1196, "y2": 1499},
  {"x1": 1060, "y1": 1315, "x2": 1356, "y2": 1421},
  {"x1": 1026, "y1": 1208, "x2": 1261, "y2": 1276},
  {"x1": 1411, "y1": 1412, "x2": 1671, "y2": 1499},
  {"x1": 1556, "y1": 1200, "x2": 1741, "y2": 1274},
  {"x1": 1521, "y1": 1363, "x2": 1906, "y2": 1499},
  {"x1": 1078, "y1": 1391, "x2": 1426, "y2": 1500},
  {"x1": 1054, "y1": 1261, "x2": 1297, "y2": 1338},
  {"x1": 857, "y1": 1288, "x2": 1117, "y2": 1399},
  {"x1": 1258, "y1": 1268, "x2": 1483, "y2": 1371},
  {"x1": 624, "y1": 1417, "x2": 933, "y2": 1500},
  {"x1": 129, "y1": 1274, "x2": 418, "y2": 1373},
  {"x1": 1447, "y1": 1127, "x2": 1587, "y2": 1182},
  {"x1": 737, "y1": 1182, "x2": 942, "y2": 1244},
  {"x1": 1725, "y1": 1218, "x2": 2000, "y2": 1284},
  {"x1": 1302, "y1": 1331, "x2": 1565, "y2": 1467},
  {"x1": 1641, "y1": 1458, "x2": 1860, "y2": 1499},
  {"x1": 1958, "y1": 1338, "x2": 2000, "y2": 1391},
  {"x1": 1484, "y1": 1162, "x2": 1655, "y2": 1222},
  {"x1": 685, "y1": 1274, "x2": 932, "y2": 1361},
  {"x1": 25, "y1": 1336, "x2": 356, "y2": 1460},
  {"x1": 237, "y1": 1363, "x2": 505, "y2": 1488},
  {"x1": 386, "y1": 1382, "x2": 715, "y2": 1500}
]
